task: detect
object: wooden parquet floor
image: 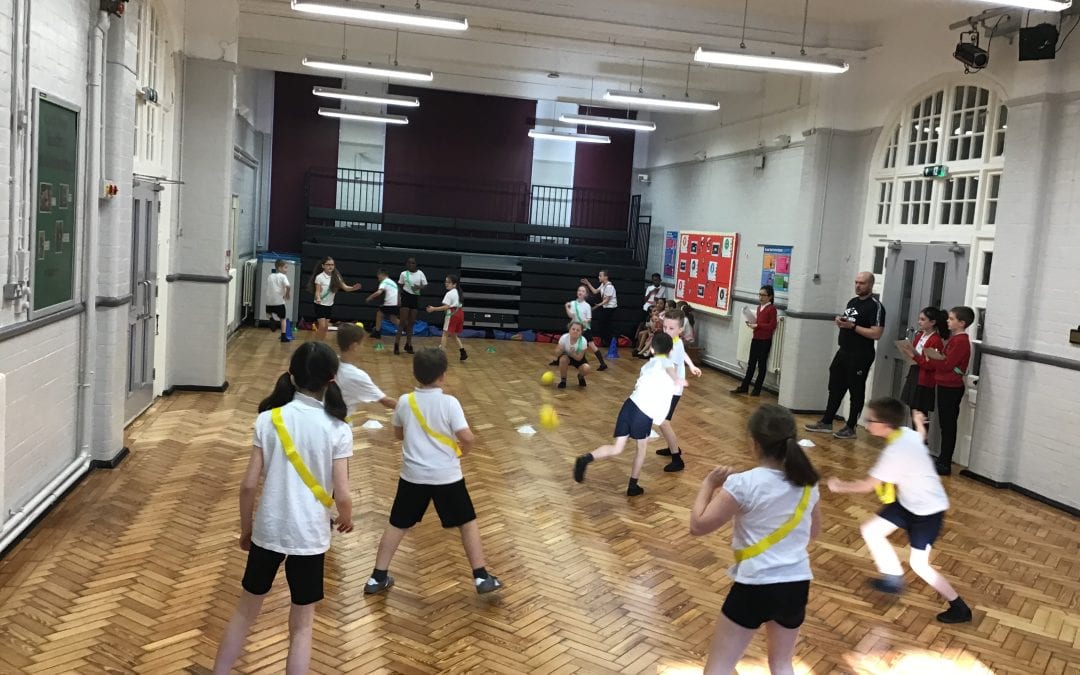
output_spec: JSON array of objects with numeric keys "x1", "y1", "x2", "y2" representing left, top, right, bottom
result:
[{"x1": 1, "y1": 329, "x2": 1078, "y2": 674}]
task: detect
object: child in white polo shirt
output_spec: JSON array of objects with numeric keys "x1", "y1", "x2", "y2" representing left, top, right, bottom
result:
[
  {"x1": 653, "y1": 309, "x2": 701, "y2": 472},
  {"x1": 335, "y1": 323, "x2": 397, "y2": 413},
  {"x1": 828, "y1": 397, "x2": 972, "y2": 623},
  {"x1": 573, "y1": 332, "x2": 685, "y2": 497},
  {"x1": 551, "y1": 320, "x2": 593, "y2": 388},
  {"x1": 366, "y1": 268, "x2": 403, "y2": 354},
  {"x1": 364, "y1": 348, "x2": 502, "y2": 595}
]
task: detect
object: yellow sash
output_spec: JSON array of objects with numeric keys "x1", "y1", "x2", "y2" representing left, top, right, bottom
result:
[
  {"x1": 407, "y1": 393, "x2": 462, "y2": 457},
  {"x1": 876, "y1": 429, "x2": 901, "y2": 504},
  {"x1": 733, "y1": 485, "x2": 812, "y2": 562},
  {"x1": 271, "y1": 407, "x2": 334, "y2": 508}
]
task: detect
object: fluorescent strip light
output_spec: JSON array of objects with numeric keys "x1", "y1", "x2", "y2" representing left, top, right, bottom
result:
[
  {"x1": 303, "y1": 57, "x2": 434, "y2": 82},
  {"x1": 694, "y1": 47, "x2": 849, "y2": 74},
  {"x1": 291, "y1": 0, "x2": 469, "y2": 31},
  {"x1": 528, "y1": 130, "x2": 610, "y2": 144},
  {"x1": 603, "y1": 90, "x2": 719, "y2": 112},
  {"x1": 318, "y1": 107, "x2": 409, "y2": 125},
  {"x1": 313, "y1": 86, "x2": 420, "y2": 107},
  {"x1": 559, "y1": 114, "x2": 656, "y2": 132},
  {"x1": 972, "y1": 0, "x2": 1070, "y2": 9}
]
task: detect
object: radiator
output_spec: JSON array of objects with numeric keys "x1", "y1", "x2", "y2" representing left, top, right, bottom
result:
[
  {"x1": 241, "y1": 258, "x2": 258, "y2": 307},
  {"x1": 736, "y1": 314, "x2": 785, "y2": 374}
]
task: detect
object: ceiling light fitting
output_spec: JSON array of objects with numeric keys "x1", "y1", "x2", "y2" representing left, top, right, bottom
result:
[
  {"x1": 528, "y1": 130, "x2": 611, "y2": 144},
  {"x1": 693, "y1": 47, "x2": 849, "y2": 74},
  {"x1": 291, "y1": 0, "x2": 468, "y2": 31},
  {"x1": 318, "y1": 107, "x2": 409, "y2": 125},
  {"x1": 303, "y1": 57, "x2": 434, "y2": 82},
  {"x1": 971, "y1": 0, "x2": 1070, "y2": 10},
  {"x1": 603, "y1": 90, "x2": 719, "y2": 112},
  {"x1": 313, "y1": 86, "x2": 420, "y2": 107},
  {"x1": 558, "y1": 114, "x2": 656, "y2": 131}
]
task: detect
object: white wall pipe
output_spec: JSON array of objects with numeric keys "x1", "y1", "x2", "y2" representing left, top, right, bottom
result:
[
  {"x1": 6, "y1": 0, "x2": 24, "y2": 286},
  {"x1": 0, "y1": 452, "x2": 90, "y2": 553}
]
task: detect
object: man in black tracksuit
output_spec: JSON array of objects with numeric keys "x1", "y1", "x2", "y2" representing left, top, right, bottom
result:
[{"x1": 805, "y1": 271, "x2": 886, "y2": 439}]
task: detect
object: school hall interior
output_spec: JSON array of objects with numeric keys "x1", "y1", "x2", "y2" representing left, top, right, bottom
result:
[{"x1": 1, "y1": 0, "x2": 1079, "y2": 673}]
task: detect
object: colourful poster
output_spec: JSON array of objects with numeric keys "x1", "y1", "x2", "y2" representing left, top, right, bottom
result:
[
  {"x1": 761, "y1": 245, "x2": 793, "y2": 295},
  {"x1": 663, "y1": 231, "x2": 678, "y2": 279},
  {"x1": 674, "y1": 231, "x2": 740, "y2": 316}
]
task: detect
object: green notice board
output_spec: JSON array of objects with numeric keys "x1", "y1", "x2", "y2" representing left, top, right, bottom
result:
[{"x1": 33, "y1": 93, "x2": 80, "y2": 313}]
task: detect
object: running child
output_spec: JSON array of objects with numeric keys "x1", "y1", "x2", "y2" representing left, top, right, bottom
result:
[
  {"x1": 335, "y1": 323, "x2": 397, "y2": 413},
  {"x1": 827, "y1": 397, "x2": 972, "y2": 623},
  {"x1": 397, "y1": 257, "x2": 427, "y2": 354},
  {"x1": 364, "y1": 348, "x2": 503, "y2": 595},
  {"x1": 426, "y1": 275, "x2": 468, "y2": 361},
  {"x1": 550, "y1": 320, "x2": 593, "y2": 388},
  {"x1": 573, "y1": 332, "x2": 686, "y2": 497},
  {"x1": 559, "y1": 285, "x2": 607, "y2": 370},
  {"x1": 366, "y1": 268, "x2": 403, "y2": 354},
  {"x1": 311, "y1": 257, "x2": 361, "y2": 342},
  {"x1": 653, "y1": 309, "x2": 702, "y2": 472},
  {"x1": 689, "y1": 404, "x2": 821, "y2": 674},
  {"x1": 213, "y1": 342, "x2": 354, "y2": 674},
  {"x1": 264, "y1": 258, "x2": 292, "y2": 342}
]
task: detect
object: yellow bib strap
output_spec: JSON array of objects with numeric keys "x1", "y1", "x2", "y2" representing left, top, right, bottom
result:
[
  {"x1": 271, "y1": 407, "x2": 334, "y2": 508},
  {"x1": 407, "y1": 393, "x2": 462, "y2": 457},
  {"x1": 875, "y1": 482, "x2": 897, "y2": 504},
  {"x1": 733, "y1": 485, "x2": 812, "y2": 562}
]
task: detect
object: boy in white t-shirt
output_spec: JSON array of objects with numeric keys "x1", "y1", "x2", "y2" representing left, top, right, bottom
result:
[
  {"x1": 366, "y1": 268, "x2": 403, "y2": 354},
  {"x1": 642, "y1": 272, "x2": 668, "y2": 315},
  {"x1": 574, "y1": 332, "x2": 686, "y2": 497},
  {"x1": 335, "y1": 323, "x2": 397, "y2": 413},
  {"x1": 828, "y1": 397, "x2": 972, "y2": 624},
  {"x1": 364, "y1": 348, "x2": 502, "y2": 595},
  {"x1": 653, "y1": 309, "x2": 701, "y2": 473},
  {"x1": 264, "y1": 259, "x2": 292, "y2": 342}
]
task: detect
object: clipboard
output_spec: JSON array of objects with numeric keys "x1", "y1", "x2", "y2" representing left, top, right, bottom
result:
[
  {"x1": 894, "y1": 340, "x2": 915, "y2": 365},
  {"x1": 923, "y1": 346, "x2": 946, "y2": 361},
  {"x1": 742, "y1": 306, "x2": 756, "y2": 323}
]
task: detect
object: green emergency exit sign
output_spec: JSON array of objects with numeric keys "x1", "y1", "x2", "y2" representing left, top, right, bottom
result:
[{"x1": 922, "y1": 165, "x2": 948, "y2": 178}]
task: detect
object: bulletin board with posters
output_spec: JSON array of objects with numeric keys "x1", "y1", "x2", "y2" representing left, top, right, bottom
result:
[
  {"x1": 31, "y1": 90, "x2": 81, "y2": 317},
  {"x1": 673, "y1": 231, "x2": 739, "y2": 316},
  {"x1": 760, "y1": 245, "x2": 792, "y2": 297}
]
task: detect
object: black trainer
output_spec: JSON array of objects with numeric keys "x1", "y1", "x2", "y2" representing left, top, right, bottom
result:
[
  {"x1": 573, "y1": 455, "x2": 590, "y2": 483},
  {"x1": 627, "y1": 484, "x2": 645, "y2": 497},
  {"x1": 656, "y1": 447, "x2": 672, "y2": 456},
  {"x1": 936, "y1": 600, "x2": 972, "y2": 624},
  {"x1": 404, "y1": 343, "x2": 414, "y2": 354},
  {"x1": 663, "y1": 454, "x2": 685, "y2": 472}
]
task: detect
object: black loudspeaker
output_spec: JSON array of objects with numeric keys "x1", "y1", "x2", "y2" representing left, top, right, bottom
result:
[{"x1": 1019, "y1": 23, "x2": 1059, "y2": 61}]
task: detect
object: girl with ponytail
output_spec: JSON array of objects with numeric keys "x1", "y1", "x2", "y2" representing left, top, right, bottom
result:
[
  {"x1": 689, "y1": 404, "x2": 821, "y2": 674},
  {"x1": 214, "y1": 342, "x2": 354, "y2": 674}
]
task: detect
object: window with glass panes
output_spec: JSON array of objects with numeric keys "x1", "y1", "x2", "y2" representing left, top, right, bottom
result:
[
  {"x1": 135, "y1": 2, "x2": 166, "y2": 166},
  {"x1": 867, "y1": 84, "x2": 1006, "y2": 232}
]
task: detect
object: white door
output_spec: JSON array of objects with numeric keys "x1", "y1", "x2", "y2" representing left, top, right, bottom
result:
[{"x1": 126, "y1": 180, "x2": 161, "y2": 421}]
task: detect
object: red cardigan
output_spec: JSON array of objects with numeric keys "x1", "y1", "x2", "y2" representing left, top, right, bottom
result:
[
  {"x1": 910, "y1": 331, "x2": 946, "y2": 387},
  {"x1": 753, "y1": 303, "x2": 778, "y2": 340},
  {"x1": 927, "y1": 332, "x2": 971, "y2": 388}
]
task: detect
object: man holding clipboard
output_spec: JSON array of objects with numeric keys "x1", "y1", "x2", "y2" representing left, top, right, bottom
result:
[{"x1": 804, "y1": 272, "x2": 886, "y2": 439}]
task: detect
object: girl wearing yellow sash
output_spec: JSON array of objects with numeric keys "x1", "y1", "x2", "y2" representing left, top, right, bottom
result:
[
  {"x1": 214, "y1": 342, "x2": 355, "y2": 675},
  {"x1": 689, "y1": 405, "x2": 821, "y2": 675}
]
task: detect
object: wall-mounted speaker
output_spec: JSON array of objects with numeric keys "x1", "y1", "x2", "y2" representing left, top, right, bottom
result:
[{"x1": 1019, "y1": 23, "x2": 1059, "y2": 62}]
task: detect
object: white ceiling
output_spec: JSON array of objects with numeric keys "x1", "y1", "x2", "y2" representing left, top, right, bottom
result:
[{"x1": 237, "y1": 0, "x2": 999, "y2": 102}]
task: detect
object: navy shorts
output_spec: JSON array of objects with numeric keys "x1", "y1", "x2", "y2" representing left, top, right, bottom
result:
[
  {"x1": 266, "y1": 304, "x2": 287, "y2": 321},
  {"x1": 665, "y1": 395, "x2": 681, "y2": 421},
  {"x1": 722, "y1": 580, "x2": 810, "y2": 629},
  {"x1": 241, "y1": 543, "x2": 325, "y2": 606},
  {"x1": 614, "y1": 399, "x2": 653, "y2": 440},
  {"x1": 389, "y1": 478, "x2": 477, "y2": 529},
  {"x1": 313, "y1": 304, "x2": 333, "y2": 320},
  {"x1": 878, "y1": 502, "x2": 945, "y2": 550}
]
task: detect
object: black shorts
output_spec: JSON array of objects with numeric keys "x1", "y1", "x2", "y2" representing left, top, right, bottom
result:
[
  {"x1": 313, "y1": 304, "x2": 333, "y2": 320},
  {"x1": 241, "y1": 543, "x2": 325, "y2": 606},
  {"x1": 722, "y1": 580, "x2": 810, "y2": 629},
  {"x1": 665, "y1": 395, "x2": 681, "y2": 421},
  {"x1": 401, "y1": 293, "x2": 419, "y2": 309},
  {"x1": 388, "y1": 478, "x2": 477, "y2": 529},
  {"x1": 560, "y1": 353, "x2": 588, "y2": 369},
  {"x1": 878, "y1": 502, "x2": 945, "y2": 550},
  {"x1": 380, "y1": 305, "x2": 400, "y2": 317},
  {"x1": 266, "y1": 304, "x2": 287, "y2": 320},
  {"x1": 614, "y1": 399, "x2": 653, "y2": 440}
]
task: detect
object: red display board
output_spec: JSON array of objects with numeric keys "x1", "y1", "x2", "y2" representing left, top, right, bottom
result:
[{"x1": 674, "y1": 231, "x2": 739, "y2": 316}]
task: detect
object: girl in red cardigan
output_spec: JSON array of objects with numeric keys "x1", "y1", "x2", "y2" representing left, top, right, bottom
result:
[
  {"x1": 732, "y1": 285, "x2": 778, "y2": 396},
  {"x1": 902, "y1": 307, "x2": 948, "y2": 428},
  {"x1": 924, "y1": 306, "x2": 974, "y2": 476}
]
